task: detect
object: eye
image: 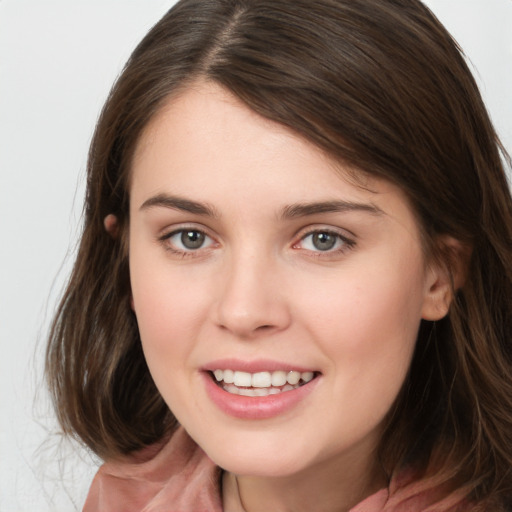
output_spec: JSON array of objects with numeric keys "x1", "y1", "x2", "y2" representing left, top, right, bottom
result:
[
  {"x1": 162, "y1": 228, "x2": 215, "y2": 253},
  {"x1": 296, "y1": 229, "x2": 354, "y2": 253}
]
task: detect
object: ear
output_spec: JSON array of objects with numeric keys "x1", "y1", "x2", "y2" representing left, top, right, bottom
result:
[
  {"x1": 104, "y1": 214, "x2": 120, "y2": 239},
  {"x1": 421, "y1": 237, "x2": 471, "y2": 321},
  {"x1": 104, "y1": 214, "x2": 135, "y2": 310}
]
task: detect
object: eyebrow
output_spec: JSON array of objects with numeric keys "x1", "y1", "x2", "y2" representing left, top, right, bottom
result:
[
  {"x1": 280, "y1": 200, "x2": 384, "y2": 219},
  {"x1": 140, "y1": 194, "x2": 383, "y2": 220},
  {"x1": 140, "y1": 193, "x2": 219, "y2": 217}
]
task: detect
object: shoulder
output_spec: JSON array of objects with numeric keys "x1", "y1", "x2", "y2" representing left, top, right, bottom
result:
[
  {"x1": 379, "y1": 469, "x2": 495, "y2": 512},
  {"x1": 83, "y1": 427, "x2": 222, "y2": 512}
]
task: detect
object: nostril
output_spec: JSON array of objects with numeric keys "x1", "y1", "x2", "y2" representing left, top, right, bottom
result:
[{"x1": 256, "y1": 325, "x2": 274, "y2": 331}]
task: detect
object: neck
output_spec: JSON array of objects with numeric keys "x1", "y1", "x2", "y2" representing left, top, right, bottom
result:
[{"x1": 223, "y1": 448, "x2": 387, "y2": 512}]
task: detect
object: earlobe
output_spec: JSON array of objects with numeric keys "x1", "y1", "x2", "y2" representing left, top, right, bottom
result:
[
  {"x1": 421, "y1": 273, "x2": 452, "y2": 321},
  {"x1": 421, "y1": 237, "x2": 471, "y2": 321},
  {"x1": 104, "y1": 214, "x2": 120, "y2": 239},
  {"x1": 104, "y1": 213, "x2": 134, "y2": 311}
]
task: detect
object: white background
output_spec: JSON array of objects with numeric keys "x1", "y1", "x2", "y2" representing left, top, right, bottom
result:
[{"x1": 0, "y1": 1, "x2": 511, "y2": 511}]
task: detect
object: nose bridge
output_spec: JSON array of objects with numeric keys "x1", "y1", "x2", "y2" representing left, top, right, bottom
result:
[{"x1": 214, "y1": 243, "x2": 290, "y2": 338}]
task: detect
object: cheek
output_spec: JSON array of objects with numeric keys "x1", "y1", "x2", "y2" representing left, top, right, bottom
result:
[
  {"x1": 313, "y1": 243, "x2": 426, "y2": 336},
  {"x1": 129, "y1": 248, "x2": 210, "y2": 376},
  {"x1": 298, "y1": 252, "x2": 426, "y2": 397},
  {"x1": 131, "y1": 272, "x2": 211, "y2": 419}
]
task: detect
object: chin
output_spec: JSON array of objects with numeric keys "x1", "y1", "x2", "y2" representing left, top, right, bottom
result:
[
  {"x1": 216, "y1": 454, "x2": 307, "y2": 479},
  {"x1": 199, "y1": 431, "x2": 315, "y2": 478}
]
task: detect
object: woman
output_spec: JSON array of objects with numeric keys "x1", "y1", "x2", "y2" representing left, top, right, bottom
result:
[{"x1": 46, "y1": 0, "x2": 512, "y2": 510}]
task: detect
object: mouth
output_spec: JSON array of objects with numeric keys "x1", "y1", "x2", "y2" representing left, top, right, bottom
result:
[{"x1": 209, "y1": 369, "x2": 319, "y2": 397}]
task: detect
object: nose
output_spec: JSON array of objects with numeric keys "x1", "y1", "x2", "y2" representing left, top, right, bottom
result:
[{"x1": 213, "y1": 250, "x2": 291, "y2": 339}]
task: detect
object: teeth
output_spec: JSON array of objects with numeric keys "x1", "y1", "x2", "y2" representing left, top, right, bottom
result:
[
  {"x1": 287, "y1": 371, "x2": 300, "y2": 385},
  {"x1": 233, "y1": 371, "x2": 252, "y2": 387},
  {"x1": 224, "y1": 384, "x2": 240, "y2": 395},
  {"x1": 212, "y1": 369, "x2": 316, "y2": 394},
  {"x1": 252, "y1": 371, "x2": 272, "y2": 388},
  {"x1": 301, "y1": 371, "x2": 314, "y2": 383},
  {"x1": 271, "y1": 371, "x2": 287, "y2": 387},
  {"x1": 227, "y1": 385, "x2": 298, "y2": 397},
  {"x1": 239, "y1": 387, "x2": 281, "y2": 397},
  {"x1": 223, "y1": 369, "x2": 235, "y2": 384}
]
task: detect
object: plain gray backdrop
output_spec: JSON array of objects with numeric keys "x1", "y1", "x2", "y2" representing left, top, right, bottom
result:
[{"x1": 1, "y1": 1, "x2": 511, "y2": 510}]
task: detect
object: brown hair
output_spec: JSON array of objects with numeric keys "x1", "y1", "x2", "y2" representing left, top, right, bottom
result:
[{"x1": 46, "y1": 0, "x2": 512, "y2": 507}]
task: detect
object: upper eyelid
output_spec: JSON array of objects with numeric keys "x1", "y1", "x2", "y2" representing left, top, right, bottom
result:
[
  {"x1": 156, "y1": 223, "x2": 356, "y2": 248},
  {"x1": 293, "y1": 224, "x2": 356, "y2": 242},
  {"x1": 290, "y1": 228, "x2": 356, "y2": 257},
  {"x1": 297, "y1": 231, "x2": 354, "y2": 246},
  {"x1": 158, "y1": 226, "x2": 218, "y2": 250},
  {"x1": 159, "y1": 227, "x2": 218, "y2": 257},
  {"x1": 158, "y1": 223, "x2": 215, "y2": 240}
]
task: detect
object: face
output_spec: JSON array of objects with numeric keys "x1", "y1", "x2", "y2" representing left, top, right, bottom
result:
[{"x1": 128, "y1": 82, "x2": 445, "y2": 479}]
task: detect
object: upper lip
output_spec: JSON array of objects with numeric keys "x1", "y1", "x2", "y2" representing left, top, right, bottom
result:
[{"x1": 202, "y1": 358, "x2": 318, "y2": 374}]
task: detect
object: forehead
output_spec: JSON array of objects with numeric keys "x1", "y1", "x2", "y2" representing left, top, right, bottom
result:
[
  {"x1": 131, "y1": 81, "x2": 342, "y2": 178},
  {"x1": 129, "y1": 81, "x2": 415, "y2": 229}
]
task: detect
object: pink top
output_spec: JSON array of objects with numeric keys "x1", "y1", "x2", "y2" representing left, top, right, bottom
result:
[{"x1": 83, "y1": 427, "x2": 469, "y2": 512}]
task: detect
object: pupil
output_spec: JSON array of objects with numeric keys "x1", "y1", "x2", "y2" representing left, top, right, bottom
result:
[
  {"x1": 313, "y1": 232, "x2": 336, "y2": 251},
  {"x1": 181, "y1": 230, "x2": 205, "y2": 249}
]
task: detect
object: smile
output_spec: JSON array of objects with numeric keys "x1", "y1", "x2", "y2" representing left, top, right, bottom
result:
[
  {"x1": 203, "y1": 363, "x2": 321, "y2": 419},
  {"x1": 212, "y1": 369, "x2": 316, "y2": 397}
]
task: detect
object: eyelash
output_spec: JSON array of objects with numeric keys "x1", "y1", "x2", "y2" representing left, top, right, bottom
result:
[
  {"x1": 293, "y1": 228, "x2": 356, "y2": 257},
  {"x1": 158, "y1": 227, "x2": 356, "y2": 258},
  {"x1": 159, "y1": 227, "x2": 217, "y2": 258}
]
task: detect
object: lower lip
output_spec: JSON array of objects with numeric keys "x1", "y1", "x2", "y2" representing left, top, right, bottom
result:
[{"x1": 202, "y1": 372, "x2": 319, "y2": 419}]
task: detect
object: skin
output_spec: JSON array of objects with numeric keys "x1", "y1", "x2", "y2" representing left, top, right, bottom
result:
[{"x1": 126, "y1": 82, "x2": 453, "y2": 512}]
